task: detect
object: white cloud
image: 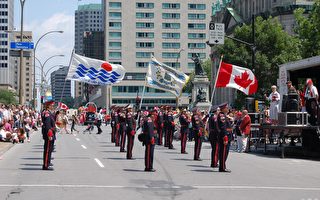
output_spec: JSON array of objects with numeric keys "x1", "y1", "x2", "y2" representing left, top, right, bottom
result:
[{"x1": 25, "y1": 12, "x2": 74, "y2": 76}]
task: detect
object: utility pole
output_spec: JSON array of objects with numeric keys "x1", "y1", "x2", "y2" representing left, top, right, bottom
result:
[{"x1": 19, "y1": 0, "x2": 26, "y2": 105}]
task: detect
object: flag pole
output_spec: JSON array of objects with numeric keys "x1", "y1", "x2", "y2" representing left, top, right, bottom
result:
[
  {"x1": 60, "y1": 49, "x2": 75, "y2": 103},
  {"x1": 208, "y1": 55, "x2": 224, "y2": 112}
]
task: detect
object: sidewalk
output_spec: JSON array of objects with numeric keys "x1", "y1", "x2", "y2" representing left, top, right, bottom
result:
[{"x1": 0, "y1": 142, "x2": 13, "y2": 157}]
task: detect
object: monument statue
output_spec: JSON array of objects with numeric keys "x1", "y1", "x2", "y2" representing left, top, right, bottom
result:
[
  {"x1": 196, "y1": 87, "x2": 207, "y2": 102},
  {"x1": 192, "y1": 54, "x2": 206, "y2": 76}
]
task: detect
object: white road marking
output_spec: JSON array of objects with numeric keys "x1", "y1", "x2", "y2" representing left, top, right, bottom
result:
[
  {"x1": 75, "y1": 138, "x2": 80, "y2": 141},
  {"x1": 193, "y1": 185, "x2": 320, "y2": 191},
  {"x1": 0, "y1": 184, "x2": 318, "y2": 191},
  {"x1": 81, "y1": 145, "x2": 87, "y2": 149},
  {"x1": 94, "y1": 158, "x2": 105, "y2": 168}
]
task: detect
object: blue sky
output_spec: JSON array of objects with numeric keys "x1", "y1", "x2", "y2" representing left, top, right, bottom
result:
[{"x1": 14, "y1": 0, "x2": 102, "y2": 83}]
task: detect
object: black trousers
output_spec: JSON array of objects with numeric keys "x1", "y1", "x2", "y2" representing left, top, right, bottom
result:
[
  {"x1": 167, "y1": 126, "x2": 174, "y2": 149},
  {"x1": 119, "y1": 124, "x2": 126, "y2": 152},
  {"x1": 43, "y1": 139, "x2": 54, "y2": 168},
  {"x1": 157, "y1": 126, "x2": 163, "y2": 145},
  {"x1": 219, "y1": 136, "x2": 230, "y2": 171},
  {"x1": 111, "y1": 124, "x2": 115, "y2": 143},
  {"x1": 194, "y1": 130, "x2": 202, "y2": 160},
  {"x1": 115, "y1": 124, "x2": 120, "y2": 146},
  {"x1": 210, "y1": 138, "x2": 219, "y2": 167},
  {"x1": 96, "y1": 120, "x2": 102, "y2": 133},
  {"x1": 180, "y1": 127, "x2": 188, "y2": 153},
  {"x1": 145, "y1": 143, "x2": 155, "y2": 170},
  {"x1": 164, "y1": 125, "x2": 169, "y2": 147},
  {"x1": 126, "y1": 132, "x2": 135, "y2": 159}
]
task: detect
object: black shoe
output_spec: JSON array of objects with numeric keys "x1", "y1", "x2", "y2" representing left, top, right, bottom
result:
[
  {"x1": 169, "y1": 147, "x2": 175, "y2": 150},
  {"x1": 194, "y1": 158, "x2": 202, "y2": 161},
  {"x1": 181, "y1": 152, "x2": 188, "y2": 154},
  {"x1": 49, "y1": 163, "x2": 54, "y2": 167},
  {"x1": 219, "y1": 169, "x2": 231, "y2": 173},
  {"x1": 210, "y1": 164, "x2": 218, "y2": 168},
  {"x1": 42, "y1": 166, "x2": 54, "y2": 171},
  {"x1": 144, "y1": 168, "x2": 156, "y2": 172},
  {"x1": 120, "y1": 150, "x2": 126, "y2": 152}
]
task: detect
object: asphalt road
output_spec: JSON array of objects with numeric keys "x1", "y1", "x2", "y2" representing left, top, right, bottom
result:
[{"x1": 0, "y1": 125, "x2": 319, "y2": 200}]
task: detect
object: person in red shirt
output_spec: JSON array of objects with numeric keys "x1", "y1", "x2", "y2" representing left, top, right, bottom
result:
[{"x1": 239, "y1": 110, "x2": 251, "y2": 153}]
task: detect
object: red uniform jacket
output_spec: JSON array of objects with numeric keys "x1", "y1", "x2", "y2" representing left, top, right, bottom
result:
[{"x1": 240, "y1": 115, "x2": 251, "y2": 135}]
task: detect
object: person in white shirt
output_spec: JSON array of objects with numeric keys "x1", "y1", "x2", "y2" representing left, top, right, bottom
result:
[
  {"x1": 265, "y1": 85, "x2": 280, "y2": 124},
  {"x1": 304, "y1": 79, "x2": 319, "y2": 125}
]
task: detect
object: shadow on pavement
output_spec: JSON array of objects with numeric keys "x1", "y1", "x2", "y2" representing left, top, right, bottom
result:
[
  {"x1": 187, "y1": 164, "x2": 210, "y2": 168},
  {"x1": 171, "y1": 158, "x2": 193, "y2": 161},
  {"x1": 123, "y1": 169, "x2": 145, "y2": 172},
  {"x1": 20, "y1": 163, "x2": 42, "y2": 166},
  {"x1": 19, "y1": 167, "x2": 43, "y2": 171},
  {"x1": 191, "y1": 169, "x2": 217, "y2": 173},
  {"x1": 101, "y1": 150, "x2": 121, "y2": 153}
]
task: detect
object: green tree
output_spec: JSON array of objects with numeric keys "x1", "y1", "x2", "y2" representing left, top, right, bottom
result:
[
  {"x1": 216, "y1": 16, "x2": 301, "y2": 106},
  {"x1": 294, "y1": 0, "x2": 320, "y2": 58},
  {"x1": 0, "y1": 89, "x2": 17, "y2": 104}
]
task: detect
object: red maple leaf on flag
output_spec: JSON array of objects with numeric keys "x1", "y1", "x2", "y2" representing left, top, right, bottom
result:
[{"x1": 234, "y1": 71, "x2": 253, "y2": 89}]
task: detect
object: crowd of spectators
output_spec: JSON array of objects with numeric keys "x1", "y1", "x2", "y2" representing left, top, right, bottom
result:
[{"x1": 0, "y1": 103, "x2": 40, "y2": 144}]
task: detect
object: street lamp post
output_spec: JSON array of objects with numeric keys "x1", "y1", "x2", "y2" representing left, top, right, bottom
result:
[
  {"x1": 19, "y1": 0, "x2": 26, "y2": 105},
  {"x1": 32, "y1": 30, "x2": 63, "y2": 109},
  {"x1": 34, "y1": 55, "x2": 64, "y2": 108}
]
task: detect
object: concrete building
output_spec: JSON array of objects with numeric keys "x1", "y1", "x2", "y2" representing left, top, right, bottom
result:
[
  {"x1": 0, "y1": 0, "x2": 14, "y2": 91},
  {"x1": 210, "y1": 0, "x2": 315, "y2": 106},
  {"x1": 103, "y1": 0, "x2": 212, "y2": 109},
  {"x1": 74, "y1": 4, "x2": 103, "y2": 104},
  {"x1": 50, "y1": 66, "x2": 71, "y2": 102},
  {"x1": 10, "y1": 31, "x2": 34, "y2": 105}
]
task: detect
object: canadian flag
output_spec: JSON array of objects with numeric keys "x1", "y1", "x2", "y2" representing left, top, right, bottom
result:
[
  {"x1": 216, "y1": 62, "x2": 258, "y2": 95},
  {"x1": 58, "y1": 102, "x2": 69, "y2": 110}
]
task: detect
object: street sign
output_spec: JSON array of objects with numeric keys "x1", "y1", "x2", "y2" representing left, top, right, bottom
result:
[
  {"x1": 10, "y1": 42, "x2": 34, "y2": 50},
  {"x1": 209, "y1": 22, "x2": 225, "y2": 45}
]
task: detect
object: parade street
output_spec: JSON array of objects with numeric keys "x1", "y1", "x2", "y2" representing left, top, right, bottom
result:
[{"x1": 0, "y1": 126, "x2": 319, "y2": 200}]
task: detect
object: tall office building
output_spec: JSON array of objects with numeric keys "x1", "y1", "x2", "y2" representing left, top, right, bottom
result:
[
  {"x1": 10, "y1": 31, "x2": 34, "y2": 105},
  {"x1": 210, "y1": 0, "x2": 315, "y2": 105},
  {"x1": 103, "y1": 0, "x2": 212, "y2": 108},
  {"x1": 50, "y1": 67, "x2": 71, "y2": 102},
  {"x1": 0, "y1": 0, "x2": 14, "y2": 90},
  {"x1": 74, "y1": 4, "x2": 103, "y2": 103}
]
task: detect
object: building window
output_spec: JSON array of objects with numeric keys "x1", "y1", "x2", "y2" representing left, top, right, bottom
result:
[
  {"x1": 136, "y1": 22, "x2": 154, "y2": 28},
  {"x1": 188, "y1": 53, "x2": 206, "y2": 59},
  {"x1": 188, "y1": 33, "x2": 206, "y2": 39},
  {"x1": 109, "y1": 52, "x2": 122, "y2": 59},
  {"x1": 136, "y1": 3, "x2": 154, "y2": 9},
  {"x1": 188, "y1": 4, "x2": 206, "y2": 10},
  {"x1": 188, "y1": 43, "x2": 206, "y2": 49},
  {"x1": 162, "y1": 3, "x2": 180, "y2": 9},
  {"x1": 109, "y1": 2, "x2": 121, "y2": 8},
  {"x1": 136, "y1": 52, "x2": 153, "y2": 58},
  {"x1": 162, "y1": 52, "x2": 179, "y2": 59},
  {"x1": 109, "y1": 22, "x2": 121, "y2": 29},
  {"x1": 136, "y1": 42, "x2": 154, "y2": 48},
  {"x1": 136, "y1": 32, "x2": 154, "y2": 38},
  {"x1": 163, "y1": 62, "x2": 180, "y2": 68},
  {"x1": 162, "y1": 13, "x2": 180, "y2": 19},
  {"x1": 109, "y1": 42, "x2": 122, "y2": 49},
  {"x1": 162, "y1": 33, "x2": 180, "y2": 39},
  {"x1": 188, "y1": 13, "x2": 206, "y2": 20},
  {"x1": 162, "y1": 42, "x2": 180, "y2": 49},
  {"x1": 188, "y1": 62, "x2": 195, "y2": 68},
  {"x1": 136, "y1": 62, "x2": 149, "y2": 68},
  {"x1": 162, "y1": 23, "x2": 180, "y2": 29},
  {"x1": 109, "y1": 32, "x2": 121, "y2": 38},
  {"x1": 109, "y1": 12, "x2": 122, "y2": 19},
  {"x1": 188, "y1": 23, "x2": 206, "y2": 30},
  {"x1": 136, "y1": 12, "x2": 154, "y2": 19}
]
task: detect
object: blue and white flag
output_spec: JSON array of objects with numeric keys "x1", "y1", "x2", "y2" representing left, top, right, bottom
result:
[
  {"x1": 147, "y1": 56, "x2": 189, "y2": 97},
  {"x1": 66, "y1": 53, "x2": 126, "y2": 85}
]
